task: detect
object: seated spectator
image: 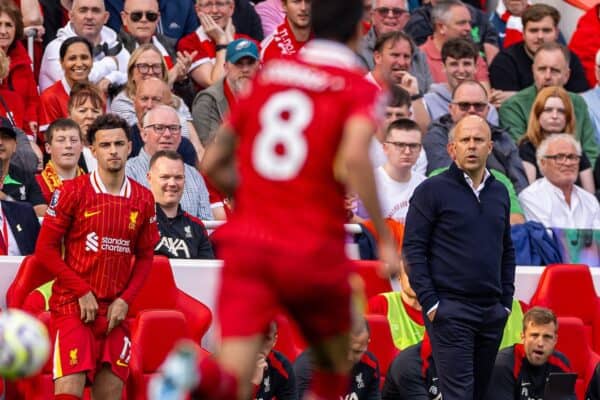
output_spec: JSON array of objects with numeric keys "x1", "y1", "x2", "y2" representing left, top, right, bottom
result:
[
  {"x1": 252, "y1": 321, "x2": 296, "y2": 400},
  {"x1": 519, "y1": 134, "x2": 600, "y2": 229},
  {"x1": 35, "y1": 118, "x2": 85, "y2": 203},
  {"x1": 485, "y1": 307, "x2": 574, "y2": 400},
  {"x1": 355, "y1": 119, "x2": 425, "y2": 223},
  {"x1": 0, "y1": 50, "x2": 26, "y2": 132},
  {"x1": 39, "y1": 0, "x2": 130, "y2": 92},
  {"x1": 39, "y1": 37, "x2": 93, "y2": 135},
  {"x1": 419, "y1": 0, "x2": 490, "y2": 90},
  {"x1": 177, "y1": 0, "x2": 253, "y2": 89},
  {"x1": 192, "y1": 38, "x2": 260, "y2": 146},
  {"x1": 67, "y1": 82, "x2": 105, "y2": 172},
  {"x1": 582, "y1": 49, "x2": 600, "y2": 145},
  {"x1": 424, "y1": 37, "x2": 499, "y2": 124},
  {"x1": 0, "y1": 0, "x2": 39, "y2": 137},
  {"x1": 405, "y1": 0, "x2": 499, "y2": 63},
  {"x1": 255, "y1": 0, "x2": 285, "y2": 37},
  {"x1": 260, "y1": 0, "x2": 312, "y2": 62},
  {"x1": 489, "y1": 4, "x2": 588, "y2": 107},
  {"x1": 148, "y1": 150, "x2": 214, "y2": 259},
  {"x1": 0, "y1": 117, "x2": 46, "y2": 216},
  {"x1": 423, "y1": 80, "x2": 528, "y2": 193},
  {"x1": 499, "y1": 43, "x2": 599, "y2": 165},
  {"x1": 518, "y1": 86, "x2": 595, "y2": 193},
  {"x1": 294, "y1": 318, "x2": 380, "y2": 400},
  {"x1": 569, "y1": 3, "x2": 600, "y2": 88},
  {"x1": 0, "y1": 196, "x2": 40, "y2": 256},
  {"x1": 126, "y1": 104, "x2": 212, "y2": 220},
  {"x1": 489, "y1": 0, "x2": 528, "y2": 49}
]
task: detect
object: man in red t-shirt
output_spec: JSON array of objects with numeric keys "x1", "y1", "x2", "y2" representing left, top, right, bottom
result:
[
  {"x1": 35, "y1": 114, "x2": 159, "y2": 400},
  {"x1": 260, "y1": 0, "x2": 313, "y2": 62},
  {"x1": 150, "y1": 1, "x2": 400, "y2": 400}
]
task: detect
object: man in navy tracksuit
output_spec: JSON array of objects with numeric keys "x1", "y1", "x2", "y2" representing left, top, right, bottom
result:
[{"x1": 403, "y1": 110, "x2": 516, "y2": 400}]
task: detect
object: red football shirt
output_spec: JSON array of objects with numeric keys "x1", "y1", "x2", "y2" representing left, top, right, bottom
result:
[
  {"x1": 260, "y1": 18, "x2": 312, "y2": 63},
  {"x1": 39, "y1": 79, "x2": 69, "y2": 134},
  {"x1": 41, "y1": 171, "x2": 159, "y2": 316},
  {"x1": 217, "y1": 40, "x2": 382, "y2": 254}
]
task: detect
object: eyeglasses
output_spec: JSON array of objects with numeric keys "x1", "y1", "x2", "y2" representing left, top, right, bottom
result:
[
  {"x1": 543, "y1": 153, "x2": 581, "y2": 163},
  {"x1": 198, "y1": 1, "x2": 230, "y2": 9},
  {"x1": 145, "y1": 124, "x2": 182, "y2": 135},
  {"x1": 374, "y1": 7, "x2": 408, "y2": 18},
  {"x1": 385, "y1": 141, "x2": 421, "y2": 152},
  {"x1": 134, "y1": 63, "x2": 163, "y2": 74},
  {"x1": 452, "y1": 102, "x2": 487, "y2": 112},
  {"x1": 124, "y1": 10, "x2": 159, "y2": 22}
]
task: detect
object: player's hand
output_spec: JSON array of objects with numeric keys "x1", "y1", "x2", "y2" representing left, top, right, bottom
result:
[
  {"x1": 250, "y1": 354, "x2": 268, "y2": 385},
  {"x1": 199, "y1": 13, "x2": 226, "y2": 44},
  {"x1": 428, "y1": 308, "x2": 437, "y2": 322},
  {"x1": 79, "y1": 291, "x2": 99, "y2": 323},
  {"x1": 107, "y1": 297, "x2": 129, "y2": 333},
  {"x1": 377, "y1": 235, "x2": 401, "y2": 278}
]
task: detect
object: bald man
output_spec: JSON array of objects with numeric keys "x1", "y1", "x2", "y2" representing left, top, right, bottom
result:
[{"x1": 403, "y1": 115, "x2": 516, "y2": 400}]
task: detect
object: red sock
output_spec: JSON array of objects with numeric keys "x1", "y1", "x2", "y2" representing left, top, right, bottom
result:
[
  {"x1": 54, "y1": 395, "x2": 81, "y2": 400},
  {"x1": 306, "y1": 370, "x2": 349, "y2": 400},
  {"x1": 193, "y1": 356, "x2": 238, "y2": 400}
]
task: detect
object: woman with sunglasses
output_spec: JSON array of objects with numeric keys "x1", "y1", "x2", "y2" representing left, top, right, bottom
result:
[{"x1": 519, "y1": 85, "x2": 595, "y2": 193}]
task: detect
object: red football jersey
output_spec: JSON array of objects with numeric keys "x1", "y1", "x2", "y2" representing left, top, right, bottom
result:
[
  {"x1": 42, "y1": 171, "x2": 159, "y2": 316},
  {"x1": 217, "y1": 40, "x2": 382, "y2": 253}
]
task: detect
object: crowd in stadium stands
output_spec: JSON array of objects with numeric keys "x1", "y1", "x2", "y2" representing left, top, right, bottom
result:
[{"x1": 0, "y1": 0, "x2": 600, "y2": 397}]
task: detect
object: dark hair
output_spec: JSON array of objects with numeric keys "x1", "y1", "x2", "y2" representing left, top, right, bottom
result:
[
  {"x1": 441, "y1": 37, "x2": 478, "y2": 63},
  {"x1": 312, "y1": 0, "x2": 363, "y2": 43},
  {"x1": 386, "y1": 118, "x2": 422, "y2": 139},
  {"x1": 68, "y1": 82, "x2": 105, "y2": 113},
  {"x1": 451, "y1": 79, "x2": 488, "y2": 100},
  {"x1": 45, "y1": 118, "x2": 82, "y2": 144},
  {"x1": 0, "y1": 0, "x2": 23, "y2": 45},
  {"x1": 389, "y1": 86, "x2": 411, "y2": 109},
  {"x1": 522, "y1": 306, "x2": 557, "y2": 333},
  {"x1": 374, "y1": 30, "x2": 415, "y2": 56},
  {"x1": 87, "y1": 114, "x2": 131, "y2": 144},
  {"x1": 522, "y1": 3, "x2": 560, "y2": 28},
  {"x1": 534, "y1": 41, "x2": 570, "y2": 65},
  {"x1": 149, "y1": 149, "x2": 183, "y2": 169},
  {"x1": 59, "y1": 36, "x2": 93, "y2": 61}
]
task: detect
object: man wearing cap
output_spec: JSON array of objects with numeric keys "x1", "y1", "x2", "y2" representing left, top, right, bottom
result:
[
  {"x1": 192, "y1": 38, "x2": 260, "y2": 146},
  {"x1": 0, "y1": 117, "x2": 47, "y2": 217}
]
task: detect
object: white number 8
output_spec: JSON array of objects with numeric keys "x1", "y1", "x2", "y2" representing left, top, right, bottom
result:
[{"x1": 253, "y1": 90, "x2": 313, "y2": 180}]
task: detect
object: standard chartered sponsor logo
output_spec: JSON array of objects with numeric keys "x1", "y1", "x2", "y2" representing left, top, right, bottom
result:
[
  {"x1": 85, "y1": 232, "x2": 99, "y2": 252},
  {"x1": 85, "y1": 232, "x2": 131, "y2": 253}
]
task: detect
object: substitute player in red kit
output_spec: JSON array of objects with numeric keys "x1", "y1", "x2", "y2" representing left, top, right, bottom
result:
[
  {"x1": 149, "y1": 1, "x2": 400, "y2": 399},
  {"x1": 35, "y1": 114, "x2": 159, "y2": 400}
]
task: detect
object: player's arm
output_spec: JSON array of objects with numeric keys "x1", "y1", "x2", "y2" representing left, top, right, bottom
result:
[
  {"x1": 339, "y1": 115, "x2": 400, "y2": 277},
  {"x1": 201, "y1": 123, "x2": 238, "y2": 197}
]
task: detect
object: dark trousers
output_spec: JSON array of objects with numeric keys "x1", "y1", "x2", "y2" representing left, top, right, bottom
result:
[{"x1": 424, "y1": 298, "x2": 508, "y2": 400}]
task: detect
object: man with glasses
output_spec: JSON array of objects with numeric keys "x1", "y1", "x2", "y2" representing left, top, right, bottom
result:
[
  {"x1": 126, "y1": 104, "x2": 212, "y2": 220},
  {"x1": 261, "y1": 0, "x2": 312, "y2": 62},
  {"x1": 40, "y1": 0, "x2": 130, "y2": 92},
  {"x1": 519, "y1": 134, "x2": 600, "y2": 228},
  {"x1": 424, "y1": 80, "x2": 527, "y2": 194}
]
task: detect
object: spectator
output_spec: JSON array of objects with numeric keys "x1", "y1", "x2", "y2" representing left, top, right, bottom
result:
[
  {"x1": 569, "y1": 3, "x2": 600, "y2": 88},
  {"x1": 518, "y1": 134, "x2": 600, "y2": 229},
  {"x1": 148, "y1": 150, "x2": 214, "y2": 259},
  {"x1": 499, "y1": 42, "x2": 599, "y2": 166},
  {"x1": 423, "y1": 80, "x2": 528, "y2": 194},
  {"x1": 294, "y1": 319, "x2": 380, "y2": 400},
  {"x1": 0, "y1": 197, "x2": 40, "y2": 255},
  {"x1": 0, "y1": 0, "x2": 40, "y2": 137},
  {"x1": 357, "y1": 0, "x2": 432, "y2": 95},
  {"x1": 518, "y1": 86, "x2": 595, "y2": 194},
  {"x1": 255, "y1": 0, "x2": 285, "y2": 37},
  {"x1": 485, "y1": 307, "x2": 575, "y2": 400},
  {"x1": 405, "y1": 0, "x2": 499, "y2": 63},
  {"x1": 192, "y1": 38, "x2": 259, "y2": 146},
  {"x1": 424, "y1": 37, "x2": 499, "y2": 124},
  {"x1": 0, "y1": 117, "x2": 46, "y2": 216},
  {"x1": 581, "y1": 49, "x2": 600, "y2": 144},
  {"x1": 177, "y1": 0, "x2": 253, "y2": 89},
  {"x1": 39, "y1": 37, "x2": 93, "y2": 135},
  {"x1": 419, "y1": 0, "x2": 490, "y2": 90},
  {"x1": 489, "y1": 0, "x2": 528, "y2": 49},
  {"x1": 0, "y1": 49, "x2": 26, "y2": 131},
  {"x1": 39, "y1": 0, "x2": 130, "y2": 92},
  {"x1": 126, "y1": 104, "x2": 212, "y2": 220},
  {"x1": 260, "y1": 0, "x2": 312, "y2": 62},
  {"x1": 489, "y1": 3, "x2": 588, "y2": 106},
  {"x1": 231, "y1": 0, "x2": 264, "y2": 41},
  {"x1": 36, "y1": 118, "x2": 85, "y2": 203}
]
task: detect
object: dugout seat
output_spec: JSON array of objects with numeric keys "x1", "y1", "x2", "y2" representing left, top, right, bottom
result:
[
  {"x1": 555, "y1": 317, "x2": 600, "y2": 400},
  {"x1": 365, "y1": 314, "x2": 400, "y2": 387},
  {"x1": 529, "y1": 264, "x2": 600, "y2": 353},
  {"x1": 352, "y1": 260, "x2": 394, "y2": 302}
]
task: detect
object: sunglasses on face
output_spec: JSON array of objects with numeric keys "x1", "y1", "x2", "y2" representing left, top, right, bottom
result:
[
  {"x1": 452, "y1": 102, "x2": 487, "y2": 112},
  {"x1": 374, "y1": 7, "x2": 408, "y2": 17},
  {"x1": 127, "y1": 10, "x2": 159, "y2": 22}
]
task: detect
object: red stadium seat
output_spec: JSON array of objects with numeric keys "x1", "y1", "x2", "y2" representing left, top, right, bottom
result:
[
  {"x1": 352, "y1": 261, "x2": 394, "y2": 301},
  {"x1": 555, "y1": 317, "x2": 600, "y2": 400},
  {"x1": 365, "y1": 314, "x2": 400, "y2": 387},
  {"x1": 6, "y1": 255, "x2": 53, "y2": 310},
  {"x1": 529, "y1": 264, "x2": 600, "y2": 353}
]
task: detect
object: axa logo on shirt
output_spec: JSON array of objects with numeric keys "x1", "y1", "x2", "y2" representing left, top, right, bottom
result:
[{"x1": 85, "y1": 232, "x2": 131, "y2": 254}]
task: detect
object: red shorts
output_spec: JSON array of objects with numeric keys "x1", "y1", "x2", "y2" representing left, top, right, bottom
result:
[
  {"x1": 50, "y1": 315, "x2": 131, "y2": 383},
  {"x1": 217, "y1": 239, "x2": 353, "y2": 343}
]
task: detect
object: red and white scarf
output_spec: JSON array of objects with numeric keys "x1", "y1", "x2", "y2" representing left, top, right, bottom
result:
[{"x1": 497, "y1": 1, "x2": 530, "y2": 48}]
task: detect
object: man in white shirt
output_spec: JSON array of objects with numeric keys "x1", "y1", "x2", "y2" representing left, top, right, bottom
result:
[{"x1": 519, "y1": 133, "x2": 600, "y2": 228}]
